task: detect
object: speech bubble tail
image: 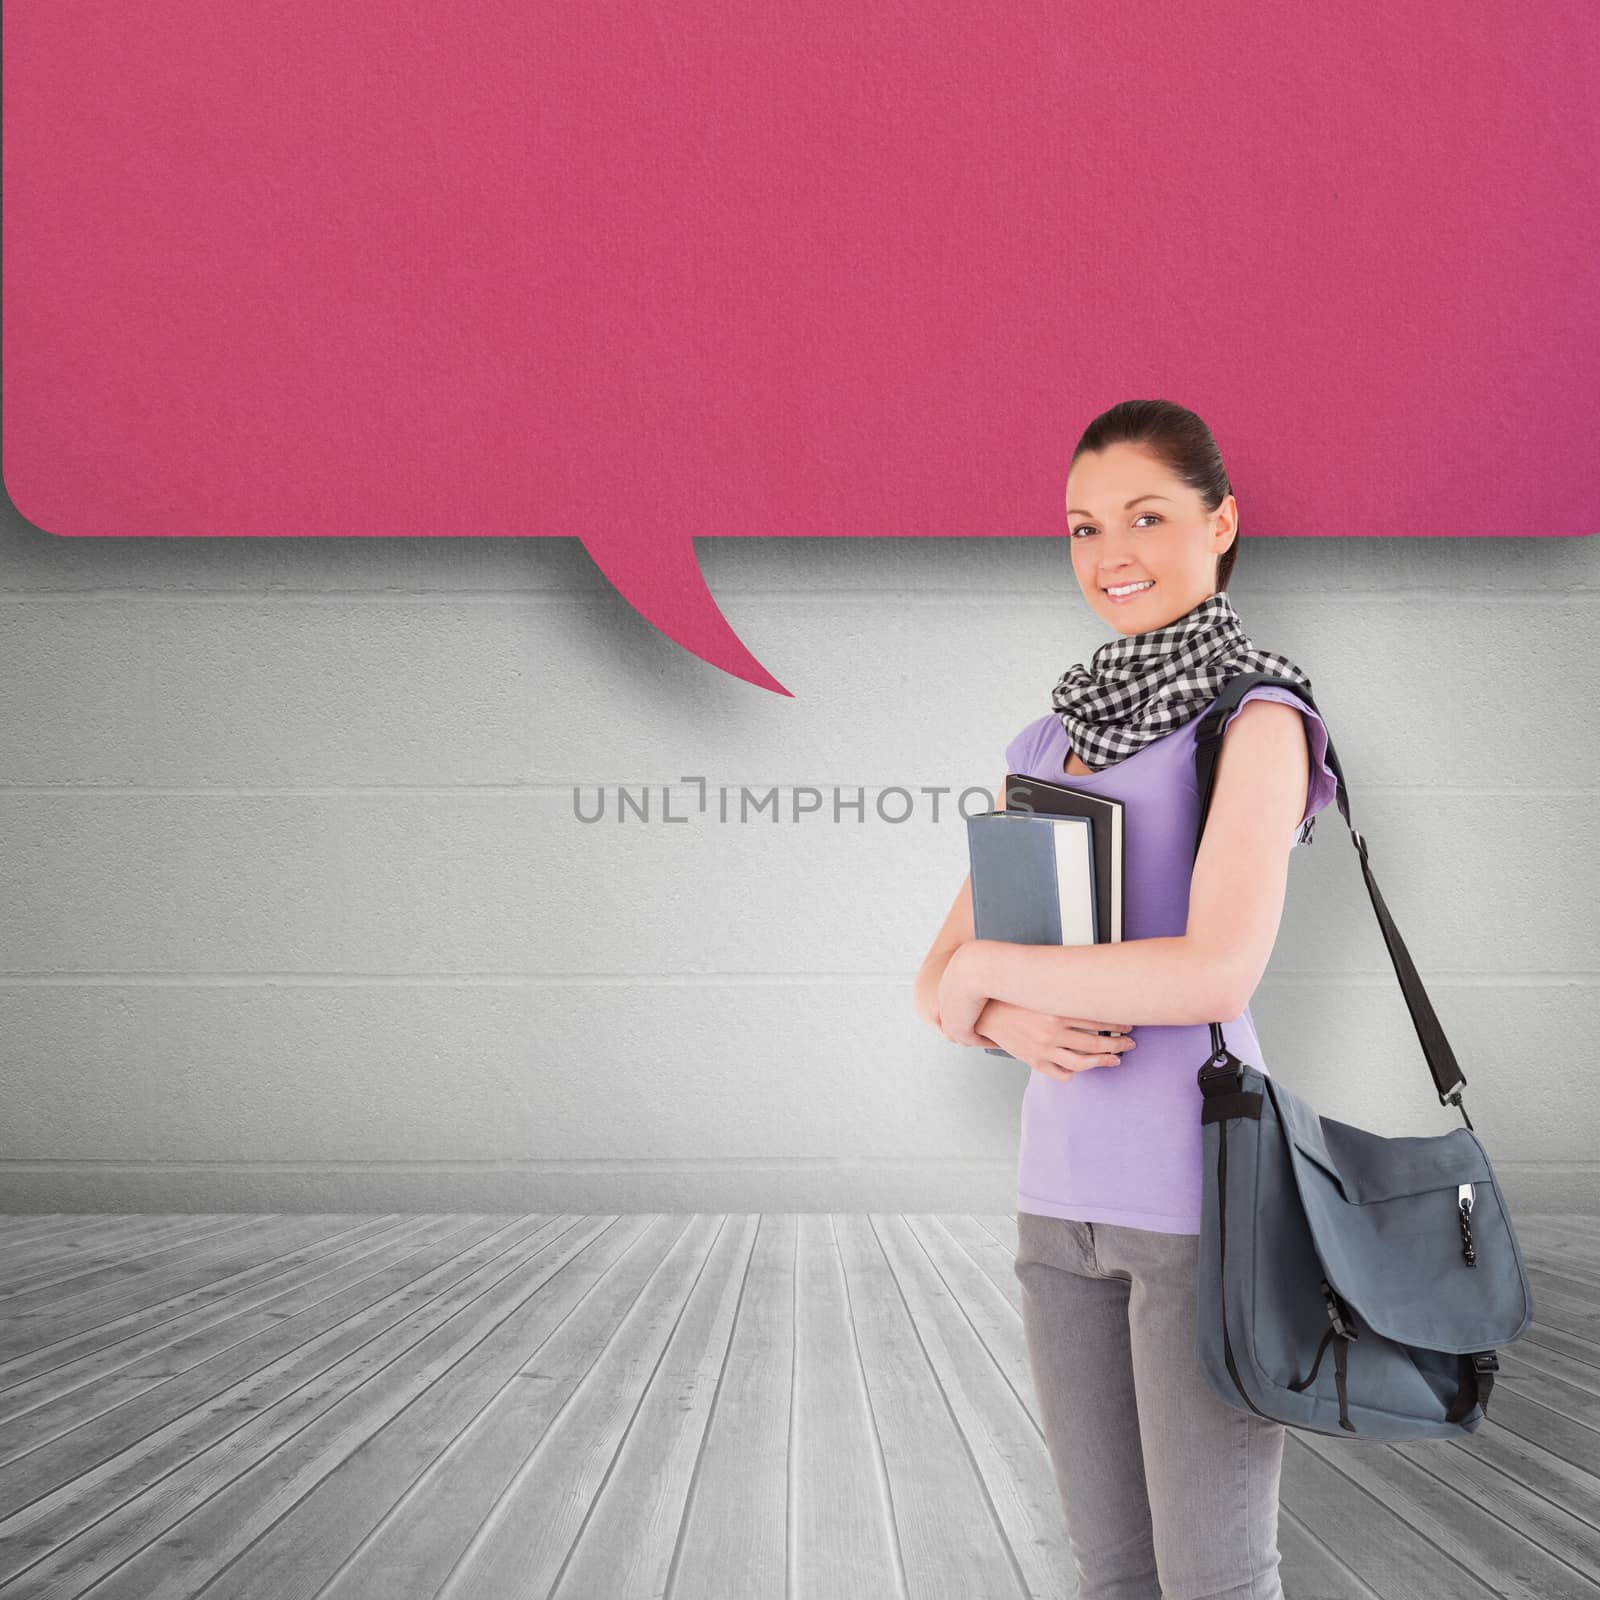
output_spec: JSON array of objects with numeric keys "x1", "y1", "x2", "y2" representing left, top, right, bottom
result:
[{"x1": 582, "y1": 536, "x2": 792, "y2": 697}]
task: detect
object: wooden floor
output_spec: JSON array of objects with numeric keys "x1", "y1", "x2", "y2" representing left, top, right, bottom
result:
[{"x1": 0, "y1": 1211, "x2": 1594, "y2": 1600}]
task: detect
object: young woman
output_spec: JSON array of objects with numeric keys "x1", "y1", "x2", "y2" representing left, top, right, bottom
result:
[{"x1": 913, "y1": 399, "x2": 1339, "y2": 1600}]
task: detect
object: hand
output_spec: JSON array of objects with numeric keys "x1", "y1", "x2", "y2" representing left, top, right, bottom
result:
[{"x1": 976, "y1": 1000, "x2": 1137, "y2": 1081}]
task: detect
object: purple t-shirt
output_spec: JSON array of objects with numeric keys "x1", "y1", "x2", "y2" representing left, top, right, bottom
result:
[{"x1": 1003, "y1": 685, "x2": 1340, "y2": 1234}]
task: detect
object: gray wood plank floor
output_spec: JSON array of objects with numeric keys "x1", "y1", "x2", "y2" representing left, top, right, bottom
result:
[{"x1": 0, "y1": 1211, "x2": 1593, "y2": 1599}]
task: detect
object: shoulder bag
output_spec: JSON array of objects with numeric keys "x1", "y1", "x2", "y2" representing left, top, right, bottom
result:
[{"x1": 1190, "y1": 671, "x2": 1534, "y2": 1440}]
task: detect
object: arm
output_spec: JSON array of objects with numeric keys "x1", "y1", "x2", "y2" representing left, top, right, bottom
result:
[
  {"x1": 941, "y1": 700, "x2": 1311, "y2": 1034},
  {"x1": 912, "y1": 781, "x2": 1006, "y2": 1031}
]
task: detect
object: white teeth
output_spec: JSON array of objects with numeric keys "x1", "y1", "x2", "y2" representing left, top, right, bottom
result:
[{"x1": 1106, "y1": 580, "x2": 1154, "y2": 596}]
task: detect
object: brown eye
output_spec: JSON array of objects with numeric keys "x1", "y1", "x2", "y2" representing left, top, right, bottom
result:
[{"x1": 1070, "y1": 513, "x2": 1160, "y2": 537}]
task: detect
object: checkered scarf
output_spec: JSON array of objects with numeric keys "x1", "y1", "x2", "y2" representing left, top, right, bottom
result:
[{"x1": 1050, "y1": 590, "x2": 1319, "y2": 843}]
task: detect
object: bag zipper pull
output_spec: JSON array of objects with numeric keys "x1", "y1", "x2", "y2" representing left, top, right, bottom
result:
[{"x1": 1458, "y1": 1183, "x2": 1477, "y2": 1266}]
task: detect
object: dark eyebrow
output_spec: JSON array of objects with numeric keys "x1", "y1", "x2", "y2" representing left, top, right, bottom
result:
[{"x1": 1066, "y1": 494, "x2": 1171, "y2": 519}]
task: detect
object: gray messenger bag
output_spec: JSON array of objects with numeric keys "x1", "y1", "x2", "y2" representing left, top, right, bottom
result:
[{"x1": 1189, "y1": 671, "x2": 1534, "y2": 1441}]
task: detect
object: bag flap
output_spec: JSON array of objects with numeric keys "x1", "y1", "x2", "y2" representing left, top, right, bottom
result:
[
  {"x1": 1283, "y1": 1106, "x2": 1492, "y2": 1205},
  {"x1": 1265, "y1": 1077, "x2": 1534, "y2": 1351}
]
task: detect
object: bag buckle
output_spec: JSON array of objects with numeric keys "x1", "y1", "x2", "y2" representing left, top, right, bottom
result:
[
  {"x1": 1322, "y1": 1279, "x2": 1358, "y2": 1340},
  {"x1": 1196, "y1": 1046, "x2": 1246, "y2": 1092},
  {"x1": 1471, "y1": 1352, "x2": 1499, "y2": 1374}
]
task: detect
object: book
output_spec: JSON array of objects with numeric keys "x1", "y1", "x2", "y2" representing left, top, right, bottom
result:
[
  {"x1": 965, "y1": 809, "x2": 1098, "y2": 1058},
  {"x1": 1002, "y1": 773, "x2": 1125, "y2": 945}
]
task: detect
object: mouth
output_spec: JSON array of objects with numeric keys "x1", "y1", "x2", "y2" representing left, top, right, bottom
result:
[{"x1": 1103, "y1": 579, "x2": 1155, "y2": 604}]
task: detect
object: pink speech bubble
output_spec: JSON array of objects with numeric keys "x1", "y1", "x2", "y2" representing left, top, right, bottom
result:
[{"x1": 4, "y1": 1, "x2": 1596, "y2": 696}]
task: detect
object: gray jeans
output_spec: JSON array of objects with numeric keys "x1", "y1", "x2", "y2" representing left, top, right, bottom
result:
[{"x1": 1013, "y1": 1210, "x2": 1287, "y2": 1600}]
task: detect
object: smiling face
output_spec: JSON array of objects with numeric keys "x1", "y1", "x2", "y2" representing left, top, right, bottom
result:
[{"x1": 1065, "y1": 442, "x2": 1238, "y2": 635}]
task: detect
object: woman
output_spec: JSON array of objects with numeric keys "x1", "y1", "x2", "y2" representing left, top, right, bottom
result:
[{"x1": 912, "y1": 399, "x2": 1339, "y2": 1600}]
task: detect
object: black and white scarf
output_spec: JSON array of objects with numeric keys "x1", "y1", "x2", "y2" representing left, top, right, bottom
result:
[{"x1": 1050, "y1": 590, "x2": 1319, "y2": 842}]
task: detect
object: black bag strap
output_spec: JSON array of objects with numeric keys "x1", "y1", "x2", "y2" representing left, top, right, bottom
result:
[{"x1": 1192, "y1": 671, "x2": 1470, "y2": 1123}]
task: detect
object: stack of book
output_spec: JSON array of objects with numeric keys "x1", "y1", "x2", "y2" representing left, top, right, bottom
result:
[{"x1": 964, "y1": 773, "x2": 1126, "y2": 1058}]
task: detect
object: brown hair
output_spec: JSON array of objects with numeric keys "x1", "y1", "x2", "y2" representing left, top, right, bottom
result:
[{"x1": 1070, "y1": 399, "x2": 1239, "y2": 594}]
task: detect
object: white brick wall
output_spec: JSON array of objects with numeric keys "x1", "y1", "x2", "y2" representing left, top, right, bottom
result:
[{"x1": 2, "y1": 524, "x2": 1595, "y2": 1213}]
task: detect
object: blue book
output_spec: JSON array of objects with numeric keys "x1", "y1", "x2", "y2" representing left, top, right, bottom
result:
[{"x1": 965, "y1": 809, "x2": 1099, "y2": 1058}]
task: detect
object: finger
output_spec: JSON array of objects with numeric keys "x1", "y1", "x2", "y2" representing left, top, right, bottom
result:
[
  {"x1": 1064, "y1": 1019, "x2": 1133, "y2": 1038},
  {"x1": 1058, "y1": 1048, "x2": 1124, "y2": 1069},
  {"x1": 1058, "y1": 1026, "x2": 1135, "y2": 1052}
]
